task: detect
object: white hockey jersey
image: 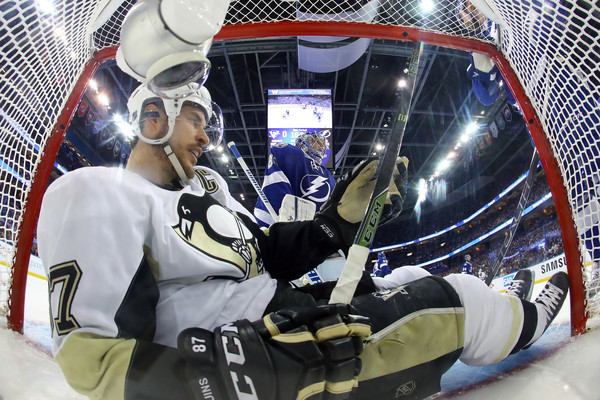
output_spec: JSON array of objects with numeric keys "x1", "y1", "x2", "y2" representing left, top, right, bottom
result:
[
  {"x1": 38, "y1": 166, "x2": 277, "y2": 350},
  {"x1": 37, "y1": 166, "x2": 284, "y2": 399}
]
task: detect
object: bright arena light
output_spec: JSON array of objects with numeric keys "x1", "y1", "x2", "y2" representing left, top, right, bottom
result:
[
  {"x1": 88, "y1": 79, "x2": 98, "y2": 92},
  {"x1": 466, "y1": 121, "x2": 478, "y2": 134},
  {"x1": 97, "y1": 92, "x2": 110, "y2": 107},
  {"x1": 112, "y1": 114, "x2": 134, "y2": 138},
  {"x1": 417, "y1": 178, "x2": 427, "y2": 203},
  {"x1": 421, "y1": 0, "x2": 435, "y2": 13},
  {"x1": 36, "y1": 0, "x2": 56, "y2": 14},
  {"x1": 438, "y1": 159, "x2": 451, "y2": 171},
  {"x1": 398, "y1": 78, "x2": 407, "y2": 88}
]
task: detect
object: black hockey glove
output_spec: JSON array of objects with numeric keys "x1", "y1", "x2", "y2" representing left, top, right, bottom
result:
[
  {"x1": 314, "y1": 156, "x2": 408, "y2": 251},
  {"x1": 178, "y1": 304, "x2": 371, "y2": 400}
]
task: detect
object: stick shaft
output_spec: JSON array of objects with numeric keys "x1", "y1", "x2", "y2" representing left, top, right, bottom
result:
[
  {"x1": 330, "y1": 44, "x2": 423, "y2": 304},
  {"x1": 485, "y1": 149, "x2": 539, "y2": 285},
  {"x1": 227, "y1": 141, "x2": 278, "y2": 220}
]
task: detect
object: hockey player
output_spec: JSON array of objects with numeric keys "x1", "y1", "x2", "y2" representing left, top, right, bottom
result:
[
  {"x1": 38, "y1": 82, "x2": 389, "y2": 399},
  {"x1": 462, "y1": 254, "x2": 474, "y2": 274},
  {"x1": 38, "y1": 83, "x2": 570, "y2": 400},
  {"x1": 371, "y1": 251, "x2": 391, "y2": 277},
  {"x1": 253, "y1": 131, "x2": 336, "y2": 227},
  {"x1": 456, "y1": 0, "x2": 517, "y2": 107}
]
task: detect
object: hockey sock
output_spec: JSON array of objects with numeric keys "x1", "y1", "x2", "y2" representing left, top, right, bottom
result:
[{"x1": 509, "y1": 299, "x2": 538, "y2": 354}]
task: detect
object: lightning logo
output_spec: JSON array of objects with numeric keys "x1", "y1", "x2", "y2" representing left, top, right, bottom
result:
[{"x1": 300, "y1": 175, "x2": 332, "y2": 203}]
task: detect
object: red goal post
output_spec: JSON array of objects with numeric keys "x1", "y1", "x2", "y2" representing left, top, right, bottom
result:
[{"x1": 0, "y1": 0, "x2": 597, "y2": 336}]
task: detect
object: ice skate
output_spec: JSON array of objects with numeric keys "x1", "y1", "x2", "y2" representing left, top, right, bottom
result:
[
  {"x1": 506, "y1": 269, "x2": 535, "y2": 301},
  {"x1": 534, "y1": 271, "x2": 569, "y2": 329},
  {"x1": 524, "y1": 271, "x2": 570, "y2": 349}
]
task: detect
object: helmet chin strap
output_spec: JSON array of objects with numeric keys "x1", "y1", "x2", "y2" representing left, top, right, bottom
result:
[
  {"x1": 162, "y1": 143, "x2": 190, "y2": 184},
  {"x1": 160, "y1": 118, "x2": 190, "y2": 184}
]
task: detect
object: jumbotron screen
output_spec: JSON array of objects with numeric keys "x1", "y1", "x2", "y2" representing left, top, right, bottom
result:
[{"x1": 266, "y1": 88, "x2": 334, "y2": 168}]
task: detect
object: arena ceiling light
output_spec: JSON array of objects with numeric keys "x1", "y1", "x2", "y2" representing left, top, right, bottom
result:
[
  {"x1": 420, "y1": 0, "x2": 435, "y2": 14},
  {"x1": 417, "y1": 178, "x2": 427, "y2": 203},
  {"x1": 112, "y1": 114, "x2": 135, "y2": 139},
  {"x1": 36, "y1": 0, "x2": 56, "y2": 15},
  {"x1": 88, "y1": 79, "x2": 98, "y2": 92},
  {"x1": 97, "y1": 92, "x2": 110, "y2": 107},
  {"x1": 466, "y1": 121, "x2": 479, "y2": 134},
  {"x1": 438, "y1": 158, "x2": 451, "y2": 172},
  {"x1": 116, "y1": 0, "x2": 231, "y2": 98}
]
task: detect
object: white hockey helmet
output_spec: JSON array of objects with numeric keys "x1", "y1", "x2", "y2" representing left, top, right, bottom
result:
[
  {"x1": 295, "y1": 131, "x2": 329, "y2": 163},
  {"x1": 127, "y1": 82, "x2": 223, "y2": 151}
]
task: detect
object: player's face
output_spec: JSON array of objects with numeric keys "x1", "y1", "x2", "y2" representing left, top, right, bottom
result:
[
  {"x1": 311, "y1": 136, "x2": 326, "y2": 154},
  {"x1": 169, "y1": 105, "x2": 210, "y2": 179},
  {"x1": 460, "y1": 0, "x2": 487, "y2": 32}
]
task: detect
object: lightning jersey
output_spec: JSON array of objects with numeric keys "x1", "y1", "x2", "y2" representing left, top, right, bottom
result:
[
  {"x1": 462, "y1": 260, "x2": 473, "y2": 275},
  {"x1": 37, "y1": 165, "x2": 337, "y2": 400},
  {"x1": 254, "y1": 143, "x2": 336, "y2": 227},
  {"x1": 371, "y1": 253, "x2": 391, "y2": 277}
]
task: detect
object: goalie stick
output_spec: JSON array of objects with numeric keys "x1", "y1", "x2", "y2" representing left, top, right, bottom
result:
[
  {"x1": 485, "y1": 149, "x2": 540, "y2": 286},
  {"x1": 228, "y1": 141, "x2": 279, "y2": 220},
  {"x1": 329, "y1": 43, "x2": 423, "y2": 304}
]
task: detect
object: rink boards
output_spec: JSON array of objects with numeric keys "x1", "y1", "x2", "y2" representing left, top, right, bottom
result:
[{"x1": 490, "y1": 253, "x2": 568, "y2": 292}]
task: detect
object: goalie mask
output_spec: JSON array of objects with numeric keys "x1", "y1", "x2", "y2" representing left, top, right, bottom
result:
[
  {"x1": 295, "y1": 131, "x2": 329, "y2": 164},
  {"x1": 127, "y1": 82, "x2": 224, "y2": 181}
]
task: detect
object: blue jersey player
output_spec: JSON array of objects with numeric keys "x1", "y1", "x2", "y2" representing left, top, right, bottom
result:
[
  {"x1": 371, "y1": 252, "x2": 391, "y2": 277},
  {"x1": 254, "y1": 132, "x2": 336, "y2": 227},
  {"x1": 462, "y1": 254, "x2": 474, "y2": 275}
]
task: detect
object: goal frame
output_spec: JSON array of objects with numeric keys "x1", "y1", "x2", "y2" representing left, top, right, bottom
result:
[{"x1": 7, "y1": 21, "x2": 586, "y2": 335}]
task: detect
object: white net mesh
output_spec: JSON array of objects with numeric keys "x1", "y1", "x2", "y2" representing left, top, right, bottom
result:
[{"x1": 1, "y1": 0, "x2": 599, "y2": 332}]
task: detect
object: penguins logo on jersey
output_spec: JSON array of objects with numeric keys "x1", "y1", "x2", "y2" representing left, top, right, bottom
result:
[
  {"x1": 300, "y1": 174, "x2": 332, "y2": 203},
  {"x1": 172, "y1": 193, "x2": 264, "y2": 280}
]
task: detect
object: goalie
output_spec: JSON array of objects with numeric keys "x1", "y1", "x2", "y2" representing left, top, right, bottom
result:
[
  {"x1": 253, "y1": 131, "x2": 336, "y2": 227},
  {"x1": 38, "y1": 82, "x2": 570, "y2": 400}
]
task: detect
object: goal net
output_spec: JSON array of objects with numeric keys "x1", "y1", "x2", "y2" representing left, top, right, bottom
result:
[{"x1": 0, "y1": 0, "x2": 598, "y2": 335}]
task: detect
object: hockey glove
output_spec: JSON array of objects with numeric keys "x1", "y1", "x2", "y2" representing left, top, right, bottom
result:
[
  {"x1": 314, "y1": 156, "x2": 408, "y2": 251},
  {"x1": 178, "y1": 304, "x2": 371, "y2": 400}
]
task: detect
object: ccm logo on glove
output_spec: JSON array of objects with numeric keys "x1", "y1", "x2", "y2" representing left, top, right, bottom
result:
[{"x1": 219, "y1": 324, "x2": 258, "y2": 398}]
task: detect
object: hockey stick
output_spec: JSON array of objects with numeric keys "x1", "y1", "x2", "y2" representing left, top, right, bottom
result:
[
  {"x1": 329, "y1": 43, "x2": 423, "y2": 304},
  {"x1": 485, "y1": 149, "x2": 540, "y2": 286},
  {"x1": 228, "y1": 141, "x2": 279, "y2": 220}
]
